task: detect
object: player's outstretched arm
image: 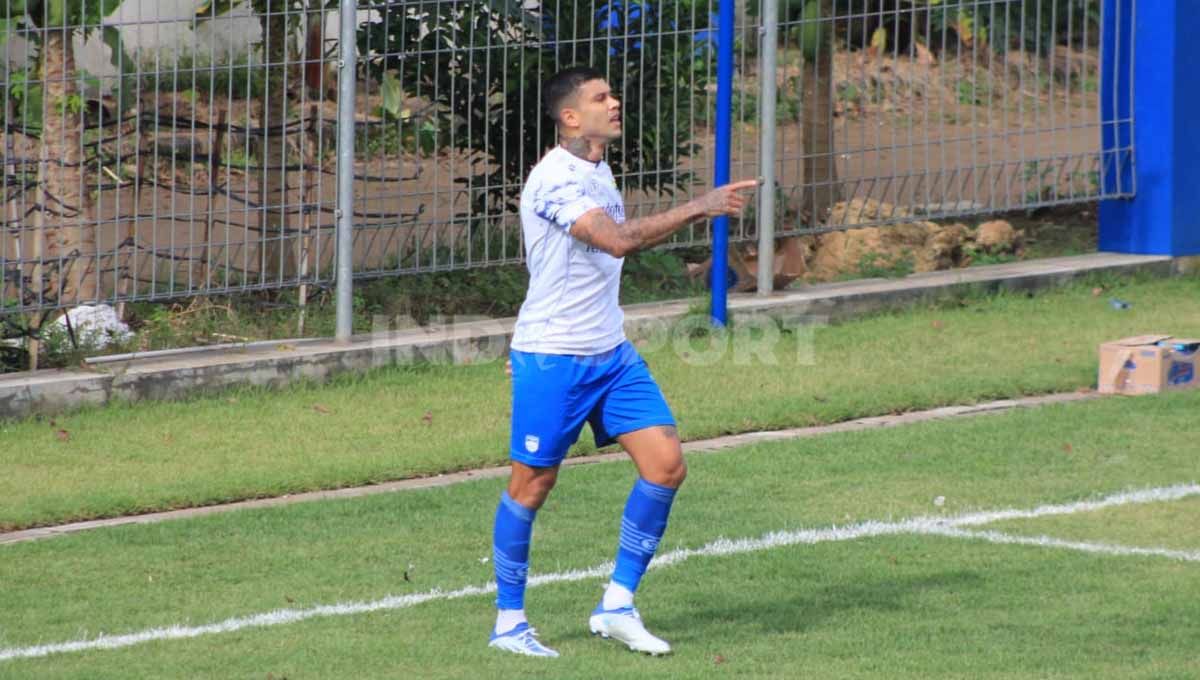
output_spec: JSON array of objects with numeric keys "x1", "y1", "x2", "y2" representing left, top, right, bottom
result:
[{"x1": 569, "y1": 179, "x2": 759, "y2": 258}]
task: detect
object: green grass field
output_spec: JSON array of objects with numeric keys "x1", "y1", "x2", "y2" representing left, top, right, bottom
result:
[
  {"x1": 3, "y1": 272, "x2": 1200, "y2": 531},
  {"x1": 2, "y1": 390, "x2": 1198, "y2": 678}
]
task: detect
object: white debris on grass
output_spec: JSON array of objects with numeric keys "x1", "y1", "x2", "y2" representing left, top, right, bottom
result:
[{"x1": 51, "y1": 304, "x2": 132, "y2": 350}]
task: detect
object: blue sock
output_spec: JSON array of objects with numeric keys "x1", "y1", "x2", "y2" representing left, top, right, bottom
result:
[
  {"x1": 611, "y1": 478, "x2": 678, "y2": 595},
  {"x1": 493, "y1": 491, "x2": 536, "y2": 610}
]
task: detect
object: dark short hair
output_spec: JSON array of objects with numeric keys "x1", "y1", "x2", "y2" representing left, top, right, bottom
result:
[{"x1": 543, "y1": 66, "x2": 606, "y2": 125}]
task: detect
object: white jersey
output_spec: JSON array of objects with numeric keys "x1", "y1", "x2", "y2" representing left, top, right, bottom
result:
[{"x1": 510, "y1": 146, "x2": 627, "y2": 355}]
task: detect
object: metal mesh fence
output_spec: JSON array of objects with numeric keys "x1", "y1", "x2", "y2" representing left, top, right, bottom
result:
[
  {"x1": 759, "y1": 0, "x2": 1131, "y2": 239},
  {"x1": 1, "y1": 0, "x2": 1133, "y2": 320},
  {"x1": 2, "y1": 0, "x2": 340, "y2": 317},
  {"x1": 347, "y1": 0, "x2": 732, "y2": 279}
]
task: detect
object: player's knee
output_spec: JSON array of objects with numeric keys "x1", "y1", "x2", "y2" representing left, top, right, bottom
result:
[
  {"x1": 512, "y1": 472, "x2": 558, "y2": 509},
  {"x1": 647, "y1": 454, "x2": 686, "y2": 489},
  {"x1": 663, "y1": 458, "x2": 687, "y2": 488},
  {"x1": 530, "y1": 474, "x2": 559, "y2": 505}
]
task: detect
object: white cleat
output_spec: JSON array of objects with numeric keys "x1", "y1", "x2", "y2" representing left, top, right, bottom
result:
[
  {"x1": 488, "y1": 623, "x2": 560, "y2": 658},
  {"x1": 588, "y1": 606, "x2": 672, "y2": 656}
]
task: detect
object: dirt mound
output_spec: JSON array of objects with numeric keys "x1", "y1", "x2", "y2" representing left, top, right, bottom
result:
[
  {"x1": 807, "y1": 199, "x2": 971, "y2": 280},
  {"x1": 976, "y1": 219, "x2": 1023, "y2": 253},
  {"x1": 691, "y1": 201, "x2": 1022, "y2": 291}
]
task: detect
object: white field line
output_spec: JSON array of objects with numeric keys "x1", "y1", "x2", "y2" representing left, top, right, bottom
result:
[
  {"x1": 2, "y1": 483, "x2": 1197, "y2": 663},
  {"x1": 943, "y1": 483, "x2": 1200, "y2": 527},
  {"x1": 925, "y1": 527, "x2": 1200, "y2": 562}
]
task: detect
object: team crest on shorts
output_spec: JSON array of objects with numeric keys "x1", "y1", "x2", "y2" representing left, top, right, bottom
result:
[{"x1": 524, "y1": 435, "x2": 540, "y2": 453}]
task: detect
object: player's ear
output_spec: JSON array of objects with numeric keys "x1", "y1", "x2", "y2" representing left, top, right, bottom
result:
[{"x1": 559, "y1": 106, "x2": 580, "y2": 130}]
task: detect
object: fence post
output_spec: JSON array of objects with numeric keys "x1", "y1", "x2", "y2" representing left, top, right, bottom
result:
[
  {"x1": 1098, "y1": 0, "x2": 1200, "y2": 255},
  {"x1": 757, "y1": 0, "x2": 778, "y2": 297},
  {"x1": 711, "y1": 0, "x2": 735, "y2": 326},
  {"x1": 335, "y1": 0, "x2": 358, "y2": 342}
]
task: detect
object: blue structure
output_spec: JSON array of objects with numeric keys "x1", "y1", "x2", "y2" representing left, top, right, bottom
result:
[
  {"x1": 710, "y1": 0, "x2": 735, "y2": 326},
  {"x1": 1099, "y1": 0, "x2": 1200, "y2": 255}
]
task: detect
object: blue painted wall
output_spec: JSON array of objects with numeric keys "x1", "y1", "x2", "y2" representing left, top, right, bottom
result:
[{"x1": 1099, "y1": 0, "x2": 1200, "y2": 255}]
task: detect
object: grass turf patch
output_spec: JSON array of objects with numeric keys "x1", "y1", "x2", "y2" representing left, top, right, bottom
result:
[
  {"x1": 1, "y1": 389, "x2": 1197, "y2": 678},
  {"x1": 7, "y1": 535, "x2": 1197, "y2": 679},
  {"x1": 2, "y1": 273, "x2": 1198, "y2": 530},
  {"x1": 981, "y1": 496, "x2": 1200, "y2": 554}
]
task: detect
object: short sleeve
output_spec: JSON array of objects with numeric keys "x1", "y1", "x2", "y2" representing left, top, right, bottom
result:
[{"x1": 531, "y1": 179, "x2": 601, "y2": 230}]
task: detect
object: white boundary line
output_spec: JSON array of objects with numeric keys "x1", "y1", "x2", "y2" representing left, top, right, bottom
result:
[
  {"x1": 2, "y1": 483, "x2": 1197, "y2": 663},
  {"x1": 925, "y1": 527, "x2": 1200, "y2": 562},
  {"x1": 944, "y1": 483, "x2": 1200, "y2": 526}
]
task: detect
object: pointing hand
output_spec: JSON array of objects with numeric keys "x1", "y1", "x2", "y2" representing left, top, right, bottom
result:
[{"x1": 695, "y1": 179, "x2": 760, "y2": 218}]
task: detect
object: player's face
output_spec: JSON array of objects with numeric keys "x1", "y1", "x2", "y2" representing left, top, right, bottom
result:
[{"x1": 572, "y1": 79, "x2": 622, "y2": 141}]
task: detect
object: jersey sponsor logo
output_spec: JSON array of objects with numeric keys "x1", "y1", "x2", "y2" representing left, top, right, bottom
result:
[
  {"x1": 525, "y1": 435, "x2": 540, "y2": 453},
  {"x1": 604, "y1": 203, "x2": 625, "y2": 221}
]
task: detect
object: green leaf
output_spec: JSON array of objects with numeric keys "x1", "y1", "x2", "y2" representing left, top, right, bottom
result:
[
  {"x1": 799, "y1": 0, "x2": 823, "y2": 62},
  {"x1": 47, "y1": 0, "x2": 66, "y2": 27},
  {"x1": 870, "y1": 26, "x2": 887, "y2": 53},
  {"x1": 380, "y1": 70, "x2": 403, "y2": 120},
  {"x1": 417, "y1": 121, "x2": 438, "y2": 155},
  {"x1": 0, "y1": 17, "x2": 15, "y2": 53},
  {"x1": 8, "y1": 71, "x2": 44, "y2": 135},
  {"x1": 0, "y1": 1, "x2": 30, "y2": 17}
]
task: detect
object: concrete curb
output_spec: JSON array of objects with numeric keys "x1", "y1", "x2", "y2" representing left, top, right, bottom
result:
[
  {"x1": 0, "y1": 390, "x2": 1099, "y2": 546},
  {"x1": 0, "y1": 253, "x2": 1173, "y2": 420}
]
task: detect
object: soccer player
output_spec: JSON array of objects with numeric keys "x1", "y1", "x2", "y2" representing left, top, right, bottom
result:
[{"x1": 488, "y1": 65, "x2": 758, "y2": 658}]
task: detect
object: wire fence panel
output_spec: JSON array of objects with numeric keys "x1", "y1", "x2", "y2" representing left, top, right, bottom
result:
[
  {"x1": 757, "y1": 0, "x2": 1130, "y2": 239},
  {"x1": 346, "y1": 0, "x2": 730, "y2": 281},
  {"x1": 2, "y1": 1, "x2": 339, "y2": 318},
  {"x1": 1, "y1": 0, "x2": 1134, "y2": 321}
]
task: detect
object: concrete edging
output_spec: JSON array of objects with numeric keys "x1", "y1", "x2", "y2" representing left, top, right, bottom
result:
[{"x1": 0, "y1": 253, "x2": 1175, "y2": 420}]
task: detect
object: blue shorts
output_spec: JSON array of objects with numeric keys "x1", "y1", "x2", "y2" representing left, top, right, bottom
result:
[{"x1": 509, "y1": 340, "x2": 676, "y2": 468}]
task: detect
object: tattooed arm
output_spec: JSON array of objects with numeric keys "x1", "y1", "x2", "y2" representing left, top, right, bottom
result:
[{"x1": 569, "y1": 179, "x2": 759, "y2": 258}]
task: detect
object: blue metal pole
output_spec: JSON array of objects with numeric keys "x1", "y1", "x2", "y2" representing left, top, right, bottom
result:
[{"x1": 710, "y1": 0, "x2": 735, "y2": 327}]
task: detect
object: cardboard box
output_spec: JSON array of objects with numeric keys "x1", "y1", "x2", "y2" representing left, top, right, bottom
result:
[{"x1": 1098, "y1": 335, "x2": 1200, "y2": 395}]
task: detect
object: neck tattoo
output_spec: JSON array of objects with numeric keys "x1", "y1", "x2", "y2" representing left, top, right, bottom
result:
[{"x1": 561, "y1": 136, "x2": 599, "y2": 162}]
